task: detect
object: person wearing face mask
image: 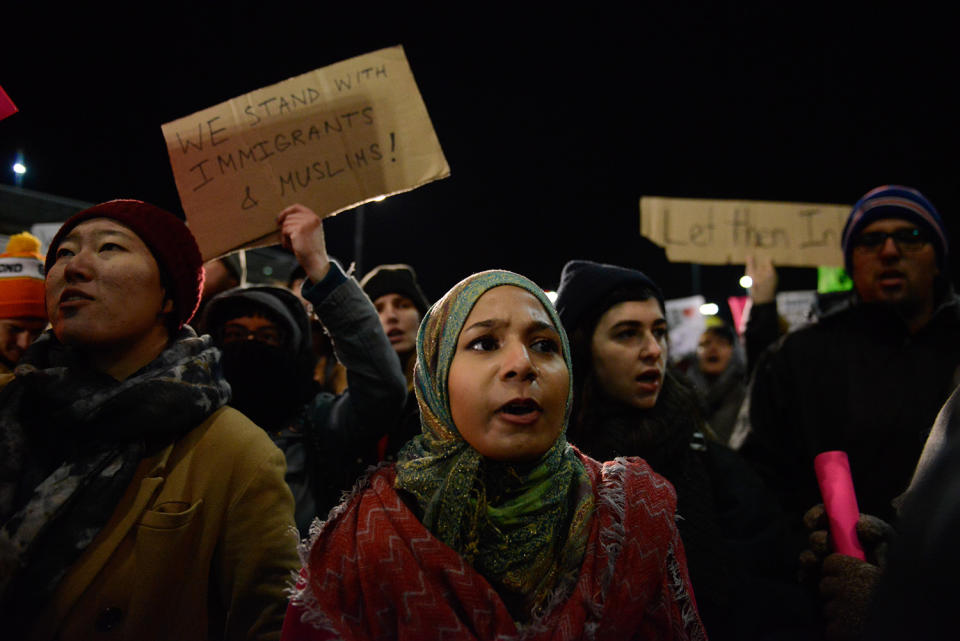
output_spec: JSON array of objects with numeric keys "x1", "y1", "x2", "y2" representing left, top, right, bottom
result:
[
  {"x1": 199, "y1": 204, "x2": 406, "y2": 535},
  {"x1": 555, "y1": 259, "x2": 802, "y2": 641},
  {"x1": 283, "y1": 270, "x2": 706, "y2": 641}
]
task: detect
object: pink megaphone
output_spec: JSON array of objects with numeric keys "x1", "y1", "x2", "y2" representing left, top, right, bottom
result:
[{"x1": 814, "y1": 450, "x2": 866, "y2": 560}]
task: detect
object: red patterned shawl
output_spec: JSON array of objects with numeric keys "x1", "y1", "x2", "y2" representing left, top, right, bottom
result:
[{"x1": 284, "y1": 453, "x2": 706, "y2": 641}]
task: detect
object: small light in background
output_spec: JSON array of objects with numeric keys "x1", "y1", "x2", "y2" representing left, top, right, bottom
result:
[
  {"x1": 12, "y1": 151, "x2": 26, "y2": 186},
  {"x1": 739, "y1": 275, "x2": 753, "y2": 289},
  {"x1": 699, "y1": 302, "x2": 719, "y2": 316},
  {"x1": 545, "y1": 290, "x2": 558, "y2": 305}
]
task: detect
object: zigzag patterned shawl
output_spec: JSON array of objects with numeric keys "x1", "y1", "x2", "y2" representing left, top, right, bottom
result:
[{"x1": 285, "y1": 455, "x2": 706, "y2": 641}]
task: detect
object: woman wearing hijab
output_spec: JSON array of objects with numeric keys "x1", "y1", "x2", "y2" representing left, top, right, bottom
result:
[
  {"x1": 0, "y1": 200, "x2": 299, "y2": 639},
  {"x1": 283, "y1": 270, "x2": 705, "y2": 641}
]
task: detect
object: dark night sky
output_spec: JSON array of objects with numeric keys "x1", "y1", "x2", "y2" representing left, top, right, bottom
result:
[{"x1": 2, "y1": 3, "x2": 958, "y2": 310}]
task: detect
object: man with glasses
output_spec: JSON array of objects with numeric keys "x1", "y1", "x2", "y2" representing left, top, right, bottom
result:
[
  {"x1": 198, "y1": 204, "x2": 406, "y2": 535},
  {"x1": 735, "y1": 186, "x2": 960, "y2": 634},
  {"x1": 846, "y1": 201, "x2": 946, "y2": 333}
]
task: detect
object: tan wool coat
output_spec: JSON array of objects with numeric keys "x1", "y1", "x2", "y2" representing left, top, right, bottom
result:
[{"x1": 26, "y1": 406, "x2": 300, "y2": 641}]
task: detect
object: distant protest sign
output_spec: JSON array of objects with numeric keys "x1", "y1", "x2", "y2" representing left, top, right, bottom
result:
[
  {"x1": 162, "y1": 45, "x2": 450, "y2": 260},
  {"x1": 664, "y1": 295, "x2": 706, "y2": 362},
  {"x1": 640, "y1": 196, "x2": 850, "y2": 268}
]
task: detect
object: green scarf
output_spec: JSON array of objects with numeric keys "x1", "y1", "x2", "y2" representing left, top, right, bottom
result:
[{"x1": 395, "y1": 270, "x2": 593, "y2": 622}]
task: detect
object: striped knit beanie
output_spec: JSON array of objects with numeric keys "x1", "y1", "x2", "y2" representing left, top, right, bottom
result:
[
  {"x1": 0, "y1": 232, "x2": 46, "y2": 319},
  {"x1": 841, "y1": 185, "x2": 948, "y2": 271}
]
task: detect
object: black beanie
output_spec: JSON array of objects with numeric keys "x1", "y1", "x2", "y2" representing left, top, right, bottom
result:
[
  {"x1": 359, "y1": 264, "x2": 430, "y2": 317},
  {"x1": 555, "y1": 259, "x2": 665, "y2": 337}
]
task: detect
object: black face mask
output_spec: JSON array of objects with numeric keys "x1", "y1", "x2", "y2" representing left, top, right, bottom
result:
[{"x1": 219, "y1": 340, "x2": 303, "y2": 432}]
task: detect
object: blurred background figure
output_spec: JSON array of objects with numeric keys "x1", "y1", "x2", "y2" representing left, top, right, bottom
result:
[
  {"x1": 0, "y1": 232, "x2": 47, "y2": 373},
  {"x1": 686, "y1": 320, "x2": 747, "y2": 445},
  {"x1": 360, "y1": 263, "x2": 431, "y2": 461}
]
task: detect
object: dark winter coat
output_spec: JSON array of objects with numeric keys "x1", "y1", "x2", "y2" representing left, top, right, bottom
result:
[
  {"x1": 739, "y1": 295, "x2": 960, "y2": 526},
  {"x1": 571, "y1": 371, "x2": 795, "y2": 640}
]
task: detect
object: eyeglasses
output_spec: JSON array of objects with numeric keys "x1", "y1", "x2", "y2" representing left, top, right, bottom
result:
[
  {"x1": 853, "y1": 228, "x2": 929, "y2": 253},
  {"x1": 222, "y1": 323, "x2": 284, "y2": 347}
]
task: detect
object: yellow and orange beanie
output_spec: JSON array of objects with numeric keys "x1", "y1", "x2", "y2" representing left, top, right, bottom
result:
[{"x1": 0, "y1": 232, "x2": 46, "y2": 319}]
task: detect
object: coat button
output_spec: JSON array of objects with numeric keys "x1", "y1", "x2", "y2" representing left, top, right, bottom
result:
[{"x1": 95, "y1": 607, "x2": 124, "y2": 632}]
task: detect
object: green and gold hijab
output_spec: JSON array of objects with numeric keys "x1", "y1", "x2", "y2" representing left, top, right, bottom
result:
[{"x1": 395, "y1": 270, "x2": 594, "y2": 622}]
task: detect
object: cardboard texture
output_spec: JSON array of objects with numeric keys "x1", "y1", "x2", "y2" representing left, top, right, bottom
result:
[
  {"x1": 162, "y1": 46, "x2": 450, "y2": 260},
  {"x1": 640, "y1": 196, "x2": 850, "y2": 267}
]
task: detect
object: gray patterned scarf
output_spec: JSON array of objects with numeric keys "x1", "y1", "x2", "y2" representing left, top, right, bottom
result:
[{"x1": 0, "y1": 327, "x2": 230, "y2": 614}]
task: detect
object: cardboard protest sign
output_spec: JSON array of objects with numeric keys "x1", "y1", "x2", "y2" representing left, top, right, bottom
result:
[
  {"x1": 162, "y1": 45, "x2": 450, "y2": 260},
  {"x1": 640, "y1": 196, "x2": 850, "y2": 268}
]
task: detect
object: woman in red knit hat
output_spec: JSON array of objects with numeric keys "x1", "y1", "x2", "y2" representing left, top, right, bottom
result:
[{"x1": 0, "y1": 200, "x2": 298, "y2": 640}]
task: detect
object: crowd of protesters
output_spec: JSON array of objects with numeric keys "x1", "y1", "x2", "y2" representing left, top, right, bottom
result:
[{"x1": 0, "y1": 184, "x2": 957, "y2": 640}]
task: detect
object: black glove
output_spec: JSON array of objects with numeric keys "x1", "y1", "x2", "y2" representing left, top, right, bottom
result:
[
  {"x1": 797, "y1": 503, "x2": 895, "y2": 640},
  {"x1": 820, "y1": 553, "x2": 882, "y2": 641}
]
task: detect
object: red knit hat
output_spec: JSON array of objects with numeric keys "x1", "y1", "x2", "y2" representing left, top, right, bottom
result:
[
  {"x1": 0, "y1": 232, "x2": 46, "y2": 319},
  {"x1": 45, "y1": 199, "x2": 205, "y2": 328}
]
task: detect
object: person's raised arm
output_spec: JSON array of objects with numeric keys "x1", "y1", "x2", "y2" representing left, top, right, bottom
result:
[
  {"x1": 278, "y1": 203, "x2": 331, "y2": 283},
  {"x1": 744, "y1": 255, "x2": 782, "y2": 374},
  {"x1": 277, "y1": 205, "x2": 406, "y2": 500}
]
